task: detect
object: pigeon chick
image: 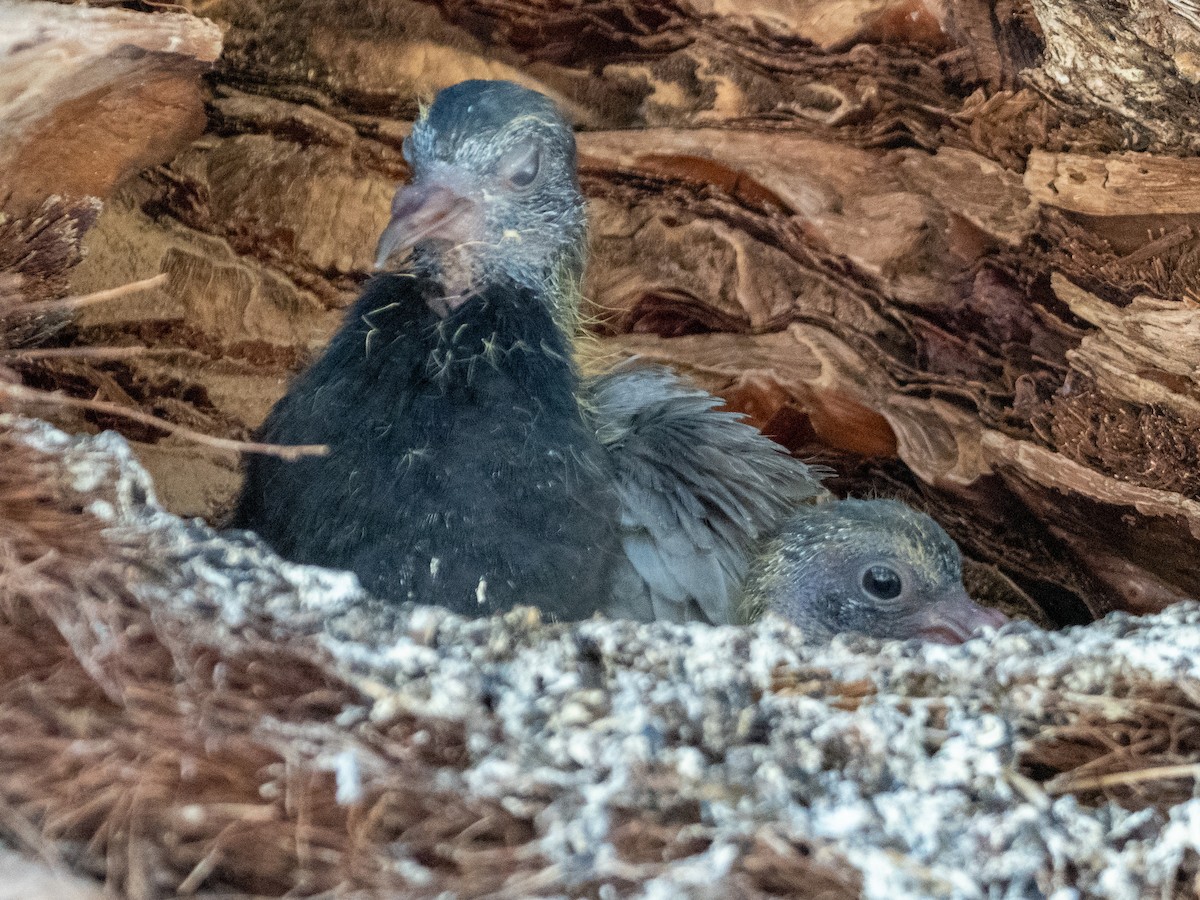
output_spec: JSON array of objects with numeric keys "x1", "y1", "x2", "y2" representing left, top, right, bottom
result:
[
  {"x1": 740, "y1": 498, "x2": 1009, "y2": 643},
  {"x1": 232, "y1": 80, "x2": 621, "y2": 619},
  {"x1": 232, "y1": 79, "x2": 821, "y2": 623}
]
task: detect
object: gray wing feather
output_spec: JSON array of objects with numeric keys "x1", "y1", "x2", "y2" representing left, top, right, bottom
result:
[{"x1": 586, "y1": 361, "x2": 830, "y2": 625}]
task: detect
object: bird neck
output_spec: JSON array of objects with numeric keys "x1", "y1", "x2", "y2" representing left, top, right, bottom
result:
[
  {"x1": 338, "y1": 270, "x2": 583, "y2": 412},
  {"x1": 427, "y1": 275, "x2": 580, "y2": 400},
  {"x1": 410, "y1": 235, "x2": 586, "y2": 338},
  {"x1": 545, "y1": 238, "x2": 586, "y2": 337}
]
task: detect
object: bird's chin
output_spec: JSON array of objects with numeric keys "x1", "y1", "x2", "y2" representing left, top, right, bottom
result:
[
  {"x1": 914, "y1": 594, "x2": 1009, "y2": 645},
  {"x1": 425, "y1": 290, "x2": 473, "y2": 319},
  {"x1": 417, "y1": 245, "x2": 484, "y2": 317},
  {"x1": 915, "y1": 623, "x2": 973, "y2": 645}
]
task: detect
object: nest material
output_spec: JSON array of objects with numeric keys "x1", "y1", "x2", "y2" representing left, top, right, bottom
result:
[
  {"x1": 0, "y1": 414, "x2": 1198, "y2": 898},
  {"x1": 3, "y1": 5, "x2": 1200, "y2": 894}
]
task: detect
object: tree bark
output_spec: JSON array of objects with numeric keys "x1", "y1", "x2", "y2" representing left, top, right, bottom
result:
[
  {"x1": 11, "y1": 0, "x2": 1200, "y2": 624},
  {"x1": 0, "y1": 1, "x2": 221, "y2": 211}
]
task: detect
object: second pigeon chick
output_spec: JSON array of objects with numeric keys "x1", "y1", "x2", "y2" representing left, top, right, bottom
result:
[{"x1": 740, "y1": 498, "x2": 1009, "y2": 643}]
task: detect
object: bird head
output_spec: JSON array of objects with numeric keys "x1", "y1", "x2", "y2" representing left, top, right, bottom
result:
[
  {"x1": 375, "y1": 80, "x2": 586, "y2": 323},
  {"x1": 744, "y1": 498, "x2": 1008, "y2": 644}
]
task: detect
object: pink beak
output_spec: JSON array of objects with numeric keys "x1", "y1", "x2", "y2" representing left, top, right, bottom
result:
[
  {"x1": 374, "y1": 178, "x2": 479, "y2": 271},
  {"x1": 916, "y1": 590, "x2": 1009, "y2": 644}
]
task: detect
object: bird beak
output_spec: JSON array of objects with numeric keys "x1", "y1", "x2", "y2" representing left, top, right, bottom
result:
[
  {"x1": 374, "y1": 178, "x2": 478, "y2": 271},
  {"x1": 915, "y1": 590, "x2": 1009, "y2": 645}
]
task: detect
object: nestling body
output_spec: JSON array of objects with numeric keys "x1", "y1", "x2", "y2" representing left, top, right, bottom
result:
[{"x1": 233, "y1": 272, "x2": 621, "y2": 617}]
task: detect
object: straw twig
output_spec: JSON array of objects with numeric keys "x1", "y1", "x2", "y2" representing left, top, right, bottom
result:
[
  {"x1": 1045, "y1": 762, "x2": 1200, "y2": 795},
  {"x1": 1, "y1": 346, "x2": 192, "y2": 362},
  {"x1": 0, "y1": 382, "x2": 327, "y2": 460},
  {"x1": 0, "y1": 274, "x2": 168, "y2": 319}
]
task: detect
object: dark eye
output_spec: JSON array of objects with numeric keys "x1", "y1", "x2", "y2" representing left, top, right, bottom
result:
[
  {"x1": 500, "y1": 141, "x2": 540, "y2": 188},
  {"x1": 861, "y1": 565, "x2": 903, "y2": 600}
]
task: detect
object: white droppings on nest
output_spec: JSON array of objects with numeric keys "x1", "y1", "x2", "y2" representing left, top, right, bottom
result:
[
  {"x1": 382, "y1": 639, "x2": 440, "y2": 671},
  {"x1": 178, "y1": 805, "x2": 206, "y2": 826},
  {"x1": 9, "y1": 417, "x2": 1200, "y2": 898},
  {"x1": 1147, "y1": 799, "x2": 1200, "y2": 887},
  {"x1": 331, "y1": 749, "x2": 363, "y2": 805},
  {"x1": 4, "y1": 415, "x2": 158, "y2": 514},
  {"x1": 85, "y1": 499, "x2": 116, "y2": 520},
  {"x1": 640, "y1": 841, "x2": 740, "y2": 898}
]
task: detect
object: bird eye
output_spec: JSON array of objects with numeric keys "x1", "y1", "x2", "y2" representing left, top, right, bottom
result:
[
  {"x1": 500, "y1": 141, "x2": 540, "y2": 189},
  {"x1": 861, "y1": 565, "x2": 903, "y2": 600}
]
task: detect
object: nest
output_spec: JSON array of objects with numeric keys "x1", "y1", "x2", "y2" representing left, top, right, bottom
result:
[
  {"x1": 0, "y1": 45, "x2": 1197, "y2": 900},
  {"x1": 0, "y1": 413, "x2": 1196, "y2": 898},
  {"x1": 0, "y1": 203, "x2": 1196, "y2": 900}
]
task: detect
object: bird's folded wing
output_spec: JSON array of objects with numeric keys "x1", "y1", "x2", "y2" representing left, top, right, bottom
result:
[{"x1": 585, "y1": 362, "x2": 831, "y2": 625}]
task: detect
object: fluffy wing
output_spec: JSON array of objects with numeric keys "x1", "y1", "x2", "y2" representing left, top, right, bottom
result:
[{"x1": 585, "y1": 361, "x2": 830, "y2": 625}]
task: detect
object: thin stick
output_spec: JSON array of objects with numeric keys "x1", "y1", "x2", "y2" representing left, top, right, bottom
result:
[
  {"x1": 0, "y1": 382, "x2": 328, "y2": 460},
  {"x1": 1004, "y1": 770, "x2": 1052, "y2": 810},
  {"x1": 0, "y1": 346, "x2": 191, "y2": 362},
  {"x1": 1045, "y1": 762, "x2": 1200, "y2": 795},
  {"x1": 0, "y1": 273, "x2": 169, "y2": 318}
]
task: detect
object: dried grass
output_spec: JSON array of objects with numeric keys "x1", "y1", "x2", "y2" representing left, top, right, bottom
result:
[
  {"x1": 0, "y1": 433, "x2": 536, "y2": 897},
  {"x1": 1019, "y1": 680, "x2": 1200, "y2": 812},
  {"x1": 0, "y1": 428, "x2": 870, "y2": 897},
  {"x1": 0, "y1": 220, "x2": 324, "y2": 465}
]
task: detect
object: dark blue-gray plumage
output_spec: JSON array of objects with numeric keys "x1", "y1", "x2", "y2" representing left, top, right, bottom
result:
[
  {"x1": 740, "y1": 498, "x2": 1009, "y2": 643},
  {"x1": 232, "y1": 79, "x2": 819, "y2": 623}
]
